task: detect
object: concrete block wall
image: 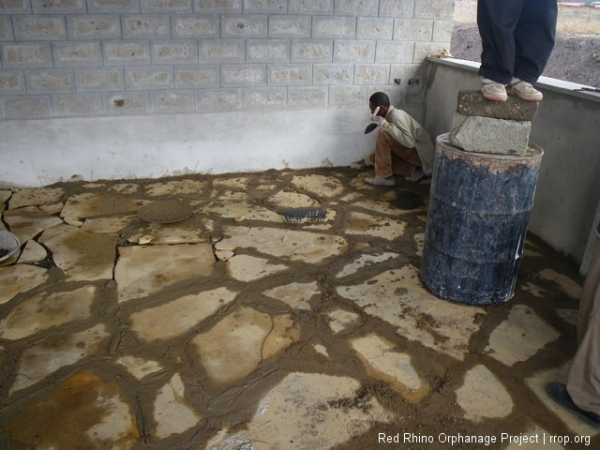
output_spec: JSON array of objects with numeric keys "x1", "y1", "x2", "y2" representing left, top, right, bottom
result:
[{"x1": 0, "y1": 0, "x2": 453, "y2": 119}]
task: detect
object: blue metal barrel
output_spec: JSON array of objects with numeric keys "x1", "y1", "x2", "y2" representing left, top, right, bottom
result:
[{"x1": 420, "y1": 133, "x2": 544, "y2": 305}]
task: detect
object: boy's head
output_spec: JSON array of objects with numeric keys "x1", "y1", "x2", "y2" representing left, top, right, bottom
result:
[{"x1": 369, "y1": 92, "x2": 390, "y2": 116}]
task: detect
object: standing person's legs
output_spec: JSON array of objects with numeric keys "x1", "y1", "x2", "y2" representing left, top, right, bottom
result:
[
  {"x1": 547, "y1": 225, "x2": 600, "y2": 428},
  {"x1": 566, "y1": 227, "x2": 600, "y2": 416},
  {"x1": 513, "y1": 0, "x2": 558, "y2": 84},
  {"x1": 477, "y1": 0, "x2": 525, "y2": 84}
]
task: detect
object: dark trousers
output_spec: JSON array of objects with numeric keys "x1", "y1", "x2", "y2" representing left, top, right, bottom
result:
[{"x1": 477, "y1": 0, "x2": 558, "y2": 85}]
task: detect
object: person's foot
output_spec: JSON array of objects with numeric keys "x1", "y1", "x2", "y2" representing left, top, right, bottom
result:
[
  {"x1": 546, "y1": 382, "x2": 600, "y2": 429},
  {"x1": 507, "y1": 79, "x2": 543, "y2": 102},
  {"x1": 481, "y1": 80, "x2": 507, "y2": 102},
  {"x1": 365, "y1": 175, "x2": 395, "y2": 187},
  {"x1": 406, "y1": 167, "x2": 424, "y2": 182}
]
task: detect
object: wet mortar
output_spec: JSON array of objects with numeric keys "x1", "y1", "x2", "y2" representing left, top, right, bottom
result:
[{"x1": 0, "y1": 167, "x2": 596, "y2": 450}]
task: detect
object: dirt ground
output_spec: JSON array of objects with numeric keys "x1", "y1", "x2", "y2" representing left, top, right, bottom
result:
[{"x1": 451, "y1": 1, "x2": 600, "y2": 88}]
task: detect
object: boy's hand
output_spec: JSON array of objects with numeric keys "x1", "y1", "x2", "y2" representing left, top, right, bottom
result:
[{"x1": 371, "y1": 106, "x2": 384, "y2": 125}]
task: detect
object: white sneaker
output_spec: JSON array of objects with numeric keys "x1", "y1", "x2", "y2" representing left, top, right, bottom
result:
[
  {"x1": 507, "y1": 79, "x2": 543, "y2": 102},
  {"x1": 406, "y1": 168, "x2": 424, "y2": 182},
  {"x1": 481, "y1": 80, "x2": 507, "y2": 102}
]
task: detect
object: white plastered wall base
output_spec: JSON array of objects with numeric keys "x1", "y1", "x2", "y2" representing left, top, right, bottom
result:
[{"x1": 0, "y1": 107, "x2": 380, "y2": 188}]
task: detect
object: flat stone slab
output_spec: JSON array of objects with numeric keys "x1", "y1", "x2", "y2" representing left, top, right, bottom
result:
[
  {"x1": 262, "y1": 281, "x2": 318, "y2": 310},
  {"x1": 17, "y1": 239, "x2": 47, "y2": 263},
  {"x1": 216, "y1": 226, "x2": 347, "y2": 264},
  {"x1": 0, "y1": 190, "x2": 12, "y2": 205},
  {"x1": 81, "y1": 215, "x2": 137, "y2": 234},
  {"x1": 115, "y1": 243, "x2": 215, "y2": 303},
  {"x1": 269, "y1": 190, "x2": 319, "y2": 208},
  {"x1": 557, "y1": 308, "x2": 579, "y2": 326},
  {"x1": 0, "y1": 285, "x2": 96, "y2": 340},
  {"x1": 3, "y1": 206, "x2": 62, "y2": 243},
  {"x1": 327, "y1": 309, "x2": 360, "y2": 333},
  {"x1": 450, "y1": 113, "x2": 531, "y2": 155},
  {"x1": 213, "y1": 176, "x2": 249, "y2": 190},
  {"x1": 114, "y1": 355, "x2": 163, "y2": 380},
  {"x1": 11, "y1": 324, "x2": 110, "y2": 393},
  {"x1": 144, "y1": 179, "x2": 207, "y2": 196},
  {"x1": 522, "y1": 281, "x2": 546, "y2": 298},
  {"x1": 191, "y1": 306, "x2": 300, "y2": 386},
  {"x1": 291, "y1": 174, "x2": 345, "y2": 198},
  {"x1": 345, "y1": 212, "x2": 406, "y2": 239},
  {"x1": 108, "y1": 183, "x2": 140, "y2": 194},
  {"x1": 126, "y1": 218, "x2": 208, "y2": 245},
  {"x1": 206, "y1": 372, "x2": 392, "y2": 450},
  {"x1": 153, "y1": 373, "x2": 202, "y2": 439},
  {"x1": 0, "y1": 264, "x2": 49, "y2": 306},
  {"x1": 338, "y1": 265, "x2": 486, "y2": 360},
  {"x1": 129, "y1": 287, "x2": 237, "y2": 342},
  {"x1": 350, "y1": 199, "x2": 403, "y2": 216},
  {"x1": 226, "y1": 254, "x2": 288, "y2": 281},
  {"x1": 457, "y1": 90, "x2": 539, "y2": 121},
  {"x1": 137, "y1": 199, "x2": 193, "y2": 223},
  {"x1": 485, "y1": 304, "x2": 560, "y2": 366},
  {"x1": 40, "y1": 224, "x2": 118, "y2": 282},
  {"x1": 61, "y1": 193, "x2": 144, "y2": 220},
  {"x1": 215, "y1": 249, "x2": 234, "y2": 261},
  {"x1": 349, "y1": 174, "x2": 378, "y2": 192},
  {"x1": 39, "y1": 202, "x2": 64, "y2": 215},
  {"x1": 8, "y1": 187, "x2": 64, "y2": 209},
  {"x1": 5, "y1": 370, "x2": 138, "y2": 450},
  {"x1": 313, "y1": 343, "x2": 329, "y2": 357},
  {"x1": 456, "y1": 364, "x2": 513, "y2": 422},
  {"x1": 204, "y1": 191, "x2": 283, "y2": 222},
  {"x1": 351, "y1": 333, "x2": 429, "y2": 404},
  {"x1": 336, "y1": 252, "x2": 399, "y2": 278},
  {"x1": 539, "y1": 268, "x2": 582, "y2": 299}
]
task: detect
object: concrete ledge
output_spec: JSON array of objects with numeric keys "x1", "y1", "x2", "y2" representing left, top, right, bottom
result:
[{"x1": 427, "y1": 57, "x2": 600, "y2": 104}]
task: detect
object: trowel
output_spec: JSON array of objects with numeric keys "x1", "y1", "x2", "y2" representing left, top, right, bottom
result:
[
  {"x1": 364, "y1": 106, "x2": 380, "y2": 134},
  {"x1": 364, "y1": 123, "x2": 377, "y2": 134}
]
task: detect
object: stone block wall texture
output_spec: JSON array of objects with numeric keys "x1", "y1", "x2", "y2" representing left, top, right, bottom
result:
[{"x1": 0, "y1": 0, "x2": 453, "y2": 119}]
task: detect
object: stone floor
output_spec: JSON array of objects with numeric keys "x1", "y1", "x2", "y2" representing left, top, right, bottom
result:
[{"x1": 0, "y1": 168, "x2": 597, "y2": 449}]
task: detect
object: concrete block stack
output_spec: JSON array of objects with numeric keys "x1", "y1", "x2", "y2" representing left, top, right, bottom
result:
[
  {"x1": 0, "y1": 0, "x2": 454, "y2": 119},
  {"x1": 449, "y1": 90, "x2": 539, "y2": 155}
]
